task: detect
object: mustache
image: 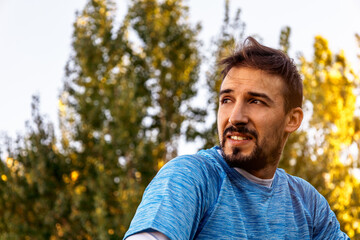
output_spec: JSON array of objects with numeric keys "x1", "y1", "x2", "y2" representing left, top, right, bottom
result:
[{"x1": 223, "y1": 126, "x2": 258, "y2": 140}]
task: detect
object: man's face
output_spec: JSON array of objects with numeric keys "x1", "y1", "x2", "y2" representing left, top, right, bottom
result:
[{"x1": 217, "y1": 67, "x2": 289, "y2": 173}]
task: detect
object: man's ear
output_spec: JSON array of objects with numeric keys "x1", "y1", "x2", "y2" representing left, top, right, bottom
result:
[{"x1": 285, "y1": 107, "x2": 303, "y2": 133}]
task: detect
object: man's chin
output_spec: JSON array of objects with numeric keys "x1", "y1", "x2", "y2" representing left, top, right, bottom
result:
[
  {"x1": 220, "y1": 145, "x2": 266, "y2": 171},
  {"x1": 224, "y1": 156, "x2": 253, "y2": 170},
  {"x1": 223, "y1": 145, "x2": 252, "y2": 158}
]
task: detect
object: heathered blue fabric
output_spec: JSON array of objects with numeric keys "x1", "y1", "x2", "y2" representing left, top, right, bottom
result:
[{"x1": 124, "y1": 146, "x2": 349, "y2": 240}]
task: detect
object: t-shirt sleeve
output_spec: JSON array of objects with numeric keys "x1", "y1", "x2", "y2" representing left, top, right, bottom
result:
[
  {"x1": 306, "y1": 184, "x2": 350, "y2": 240},
  {"x1": 123, "y1": 155, "x2": 219, "y2": 240}
]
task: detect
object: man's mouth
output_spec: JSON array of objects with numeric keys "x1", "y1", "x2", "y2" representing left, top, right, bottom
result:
[
  {"x1": 229, "y1": 135, "x2": 252, "y2": 141},
  {"x1": 221, "y1": 126, "x2": 258, "y2": 147}
]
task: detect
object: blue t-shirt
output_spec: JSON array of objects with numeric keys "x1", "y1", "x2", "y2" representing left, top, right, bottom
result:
[{"x1": 124, "y1": 147, "x2": 349, "y2": 240}]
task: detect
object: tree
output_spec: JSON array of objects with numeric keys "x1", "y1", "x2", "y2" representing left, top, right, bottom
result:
[
  {"x1": 59, "y1": 0, "x2": 202, "y2": 238},
  {"x1": 0, "y1": 0, "x2": 203, "y2": 238},
  {"x1": 126, "y1": 0, "x2": 203, "y2": 171},
  {"x1": 279, "y1": 26, "x2": 291, "y2": 54},
  {"x1": 0, "y1": 96, "x2": 70, "y2": 239}
]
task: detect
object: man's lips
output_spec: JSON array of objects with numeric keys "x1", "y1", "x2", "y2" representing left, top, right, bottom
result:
[
  {"x1": 227, "y1": 134, "x2": 253, "y2": 141},
  {"x1": 223, "y1": 126, "x2": 258, "y2": 142}
]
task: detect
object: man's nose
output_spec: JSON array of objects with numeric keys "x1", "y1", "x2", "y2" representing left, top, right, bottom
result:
[{"x1": 229, "y1": 103, "x2": 249, "y2": 126}]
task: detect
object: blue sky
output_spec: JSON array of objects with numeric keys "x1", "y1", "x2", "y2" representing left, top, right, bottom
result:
[{"x1": 1, "y1": 0, "x2": 359, "y2": 150}]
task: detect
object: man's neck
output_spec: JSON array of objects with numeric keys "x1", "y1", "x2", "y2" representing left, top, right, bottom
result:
[
  {"x1": 234, "y1": 168, "x2": 274, "y2": 188},
  {"x1": 245, "y1": 165, "x2": 277, "y2": 179}
]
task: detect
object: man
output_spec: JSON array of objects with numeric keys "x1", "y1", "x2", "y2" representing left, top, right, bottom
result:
[{"x1": 124, "y1": 37, "x2": 349, "y2": 239}]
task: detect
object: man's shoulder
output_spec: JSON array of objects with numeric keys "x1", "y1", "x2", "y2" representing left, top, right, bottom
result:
[
  {"x1": 277, "y1": 169, "x2": 316, "y2": 190},
  {"x1": 276, "y1": 168, "x2": 323, "y2": 205},
  {"x1": 275, "y1": 169, "x2": 349, "y2": 239},
  {"x1": 160, "y1": 147, "x2": 225, "y2": 178}
]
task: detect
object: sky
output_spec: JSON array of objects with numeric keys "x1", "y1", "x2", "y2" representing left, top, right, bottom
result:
[{"x1": 1, "y1": 0, "x2": 360, "y2": 153}]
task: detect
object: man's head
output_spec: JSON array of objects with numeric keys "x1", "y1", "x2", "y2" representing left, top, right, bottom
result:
[
  {"x1": 220, "y1": 37, "x2": 303, "y2": 113},
  {"x1": 217, "y1": 37, "x2": 303, "y2": 178}
]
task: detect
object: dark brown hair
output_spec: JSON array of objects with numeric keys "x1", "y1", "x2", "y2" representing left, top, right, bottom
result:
[{"x1": 220, "y1": 36, "x2": 303, "y2": 113}]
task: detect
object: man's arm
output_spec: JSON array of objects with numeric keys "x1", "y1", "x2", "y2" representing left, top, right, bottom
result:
[
  {"x1": 312, "y1": 199, "x2": 350, "y2": 240},
  {"x1": 304, "y1": 183, "x2": 350, "y2": 240},
  {"x1": 123, "y1": 154, "x2": 218, "y2": 240}
]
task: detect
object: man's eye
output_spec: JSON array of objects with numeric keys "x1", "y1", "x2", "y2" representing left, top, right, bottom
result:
[
  {"x1": 221, "y1": 98, "x2": 231, "y2": 104},
  {"x1": 250, "y1": 99, "x2": 262, "y2": 104}
]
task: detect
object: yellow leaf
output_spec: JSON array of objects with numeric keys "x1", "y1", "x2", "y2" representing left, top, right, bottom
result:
[
  {"x1": 75, "y1": 185, "x2": 86, "y2": 194},
  {"x1": 1, "y1": 174, "x2": 7, "y2": 182},
  {"x1": 62, "y1": 174, "x2": 70, "y2": 184},
  {"x1": 71, "y1": 171, "x2": 79, "y2": 182},
  {"x1": 6, "y1": 157, "x2": 13, "y2": 168}
]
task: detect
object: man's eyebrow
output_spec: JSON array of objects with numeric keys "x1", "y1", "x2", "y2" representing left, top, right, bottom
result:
[
  {"x1": 219, "y1": 89, "x2": 233, "y2": 96},
  {"x1": 248, "y1": 91, "x2": 274, "y2": 104}
]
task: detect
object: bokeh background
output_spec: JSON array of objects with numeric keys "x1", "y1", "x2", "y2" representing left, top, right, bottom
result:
[{"x1": 0, "y1": 0, "x2": 359, "y2": 239}]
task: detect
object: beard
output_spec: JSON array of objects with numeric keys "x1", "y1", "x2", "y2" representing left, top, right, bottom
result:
[{"x1": 220, "y1": 126, "x2": 281, "y2": 172}]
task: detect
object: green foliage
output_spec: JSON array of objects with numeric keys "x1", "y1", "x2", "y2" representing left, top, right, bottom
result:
[
  {"x1": 59, "y1": 0, "x2": 202, "y2": 238},
  {"x1": 60, "y1": 0, "x2": 145, "y2": 238},
  {"x1": 1, "y1": 0, "x2": 202, "y2": 238},
  {"x1": 126, "y1": 0, "x2": 203, "y2": 164},
  {"x1": 0, "y1": 96, "x2": 70, "y2": 239},
  {"x1": 279, "y1": 26, "x2": 291, "y2": 54}
]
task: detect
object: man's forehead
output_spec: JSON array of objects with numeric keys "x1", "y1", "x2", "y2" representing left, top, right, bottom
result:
[
  {"x1": 221, "y1": 67, "x2": 280, "y2": 89},
  {"x1": 226, "y1": 67, "x2": 264, "y2": 78}
]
